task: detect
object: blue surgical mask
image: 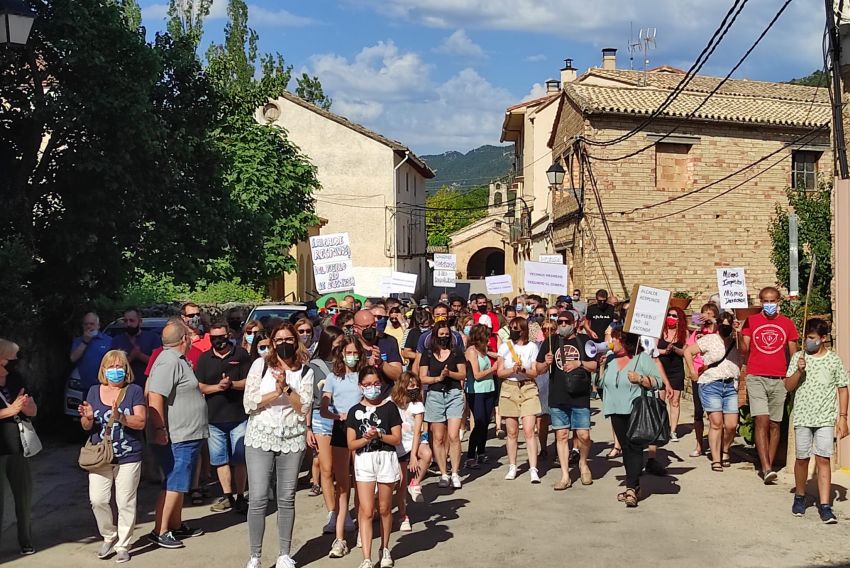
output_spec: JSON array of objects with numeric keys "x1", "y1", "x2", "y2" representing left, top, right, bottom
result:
[
  {"x1": 762, "y1": 303, "x2": 778, "y2": 317},
  {"x1": 376, "y1": 317, "x2": 388, "y2": 334},
  {"x1": 362, "y1": 385, "x2": 382, "y2": 400},
  {"x1": 105, "y1": 368, "x2": 126, "y2": 384},
  {"x1": 463, "y1": 325, "x2": 472, "y2": 335},
  {"x1": 257, "y1": 346, "x2": 270, "y2": 357},
  {"x1": 344, "y1": 355, "x2": 360, "y2": 368},
  {"x1": 805, "y1": 338, "x2": 822, "y2": 353},
  {"x1": 515, "y1": 304, "x2": 523, "y2": 312},
  {"x1": 525, "y1": 305, "x2": 534, "y2": 314},
  {"x1": 245, "y1": 333, "x2": 255, "y2": 345}
]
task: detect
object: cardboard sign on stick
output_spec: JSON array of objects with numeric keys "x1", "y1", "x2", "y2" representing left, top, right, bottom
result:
[
  {"x1": 523, "y1": 261, "x2": 568, "y2": 295},
  {"x1": 624, "y1": 284, "x2": 671, "y2": 339},
  {"x1": 309, "y1": 233, "x2": 355, "y2": 294},
  {"x1": 716, "y1": 267, "x2": 748, "y2": 309}
]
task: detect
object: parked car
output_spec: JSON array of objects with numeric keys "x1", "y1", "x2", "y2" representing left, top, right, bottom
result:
[
  {"x1": 245, "y1": 304, "x2": 307, "y2": 328},
  {"x1": 63, "y1": 317, "x2": 169, "y2": 420}
]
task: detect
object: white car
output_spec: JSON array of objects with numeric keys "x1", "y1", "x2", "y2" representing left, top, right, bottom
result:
[{"x1": 245, "y1": 304, "x2": 308, "y2": 327}]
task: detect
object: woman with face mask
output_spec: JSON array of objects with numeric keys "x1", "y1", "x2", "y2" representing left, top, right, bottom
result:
[
  {"x1": 390, "y1": 371, "x2": 428, "y2": 531},
  {"x1": 658, "y1": 307, "x2": 688, "y2": 442},
  {"x1": 240, "y1": 320, "x2": 264, "y2": 353},
  {"x1": 78, "y1": 350, "x2": 145, "y2": 563},
  {"x1": 401, "y1": 309, "x2": 432, "y2": 368},
  {"x1": 535, "y1": 321, "x2": 557, "y2": 459},
  {"x1": 322, "y1": 336, "x2": 367, "y2": 559},
  {"x1": 684, "y1": 303, "x2": 721, "y2": 458},
  {"x1": 383, "y1": 307, "x2": 406, "y2": 346},
  {"x1": 599, "y1": 330, "x2": 663, "y2": 507},
  {"x1": 243, "y1": 323, "x2": 314, "y2": 568},
  {"x1": 248, "y1": 331, "x2": 271, "y2": 362},
  {"x1": 419, "y1": 321, "x2": 467, "y2": 489},
  {"x1": 464, "y1": 324, "x2": 500, "y2": 469},
  {"x1": 684, "y1": 312, "x2": 741, "y2": 472},
  {"x1": 295, "y1": 318, "x2": 317, "y2": 357}
]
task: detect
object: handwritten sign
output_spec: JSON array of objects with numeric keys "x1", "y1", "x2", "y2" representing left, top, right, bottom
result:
[
  {"x1": 389, "y1": 272, "x2": 418, "y2": 294},
  {"x1": 309, "y1": 233, "x2": 355, "y2": 294},
  {"x1": 624, "y1": 284, "x2": 671, "y2": 339},
  {"x1": 523, "y1": 261, "x2": 568, "y2": 295},
  {"x1": 539, "y1": 254, "x2": 563, "y2": 264},
  {"x1": 716, "y1": 267, "x2": 748, "y2": 309},
  {"x1": 485, "y1": 274, "x2": 513, "y2": 295},
  {"x1": 433, "y1": 253, "x2": 457, "y2": 288}
]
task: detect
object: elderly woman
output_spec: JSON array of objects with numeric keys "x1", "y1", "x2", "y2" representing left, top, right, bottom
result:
[
  {"x1": 79, "y1": 350, "x2": 146, "y2": 563},
  {"x1": 599, "y1": 330, "x2": 663, "y2": 507},
  {"x1": 0, "y1": 339, "x2": 37, "y2": 556}
]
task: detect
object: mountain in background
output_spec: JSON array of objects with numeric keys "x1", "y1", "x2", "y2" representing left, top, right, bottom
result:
[{"x1": 422, "y1": 144, "x2": 513, "y2": 192}]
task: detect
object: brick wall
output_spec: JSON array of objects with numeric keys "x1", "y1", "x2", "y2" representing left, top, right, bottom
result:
[{"x1": 553, "y1": 113, "x2": 832, "y2": 302}]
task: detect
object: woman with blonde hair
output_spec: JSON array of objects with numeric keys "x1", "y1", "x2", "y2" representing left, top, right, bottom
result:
[
  {"x1": 0, "y1": 339, "x2": 37, "y2": 556},
  {"x1": 240, "y1": 320, "x2": 264, "y2": 352},
  {"x1": 79, "y1": 350, "x2": 146, "y2": 563}
]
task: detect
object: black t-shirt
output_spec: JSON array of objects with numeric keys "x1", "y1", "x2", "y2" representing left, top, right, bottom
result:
[
  {"x1": 586, "y1": 302, "x2": 615, "y2": 339},
  {"x1": 376, "y1": 335, "x2": 402, "y2": 364},
  {"x1": 195, "y1": 347, "x2": 251, "y2": 423},
  {"x1": 658, "y1": 337, "x2": 685, "y2": 383},
  {"x1": 420, "y1": 346, "x2": 465, "y2": 392},
  {"x1": 0, "y1": 374, "x2": 26, "y2": 455},
  {"x1": 403, "y1": 328, "x2": 424, "y2": 352},
  {"x1": 346, "y1": 400, "x2": 402, "y2": 454},
  {"x1": 537, "y1": 335, "x2": 593, "y2": 408}
]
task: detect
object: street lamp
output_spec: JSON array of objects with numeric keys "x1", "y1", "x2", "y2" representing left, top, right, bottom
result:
[
  {"x1": 1, "y1": 0, "x2": 36, "y2": 47},
  {"x1": 546, "y1": 161, "x2": 565, "y2": 187}
]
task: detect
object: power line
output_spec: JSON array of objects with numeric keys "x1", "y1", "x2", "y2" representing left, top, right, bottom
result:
[{"x1": 587, "y1": 0, "x2": 796, "y2": 162}]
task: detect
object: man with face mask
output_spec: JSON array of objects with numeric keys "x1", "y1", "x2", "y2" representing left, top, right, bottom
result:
[
  {"x1": 415, "y1": 304, "x2": 464, "y2": 356},
  {"x1": 181, "y1": 302, "x2": 211, "y2": 353},
  {"x1": 70, "y1": 312, "x2": 113, "y2": 392},
  {"x1": 471, "y1": 294, "x2": 500, "y2": 352},
  {"x1": 195, "y1": 323, "x2": 250, "y2": 514},
  {"x1": 742, "y1": 286, "x2": 799, "y2": 484},
  {"x1": 112, "y1": 308, "x2": 161, "y2": 389},
  {"x1": 583, "y1": 289, "x2": 614, "y2": 341},
  {"x1": 354, "y1": 310, "x2": 402, "y2": 384},
  {"x1": 535, "y1": 311, "x2": 597, "y2": 489}
]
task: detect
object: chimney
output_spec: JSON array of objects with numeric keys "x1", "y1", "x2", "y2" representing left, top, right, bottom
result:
[
  {"x1": 561, "y1": 58, "x2": 577, "y2": 83},
  {"x1": 602, "y1": 48, "x2": 617, "y2": 70},
  {"x1": 545, "y1": 78, "x2": 561, "y2": 93}
]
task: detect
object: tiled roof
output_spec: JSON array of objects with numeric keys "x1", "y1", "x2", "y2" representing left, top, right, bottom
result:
[
  {"x1": 506, "y1": 93, "x2": 559, "y2": 112},
  {"x1": 276, "y1": 91, "x2": 435, "y2": 179},
  {"x1": 564, "y1": 68, "x2": 830, "y2": 128}
]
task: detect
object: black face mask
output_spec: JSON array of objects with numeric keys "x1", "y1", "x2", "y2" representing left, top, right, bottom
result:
[
  {"x1": 407, "y1": 388, "x2": 420, "y2": 400},
  {"x1": 276, "y1": 342, "x2": 297, "y2": 360},
  {"x1": 509, "y1": 330, "x2": 521, "y2": 342},
  {"x1": 126, "y1": 325, "x2": 140, "y2": 337},
  {"x1": 447, "y1": 316, "x2": 457, "y2": 328},
  {"x1": 477, "y1": 304, "x2": 488, "y2": 314},
  {"x1": 718, "y1": 323, "x2": 734, "y2": 338},
  {"x1": 436, "y1": 336, "x2": 451, "y2": 348},
  {"x1": 212, "y1": 337, "x2": 230, "y2": 352},
  {"x1": 361, "y1": 328, "x2": 377, "y2": 343}
]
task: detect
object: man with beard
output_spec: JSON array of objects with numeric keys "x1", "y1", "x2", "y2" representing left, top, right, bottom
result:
[{"x1": 112, "y1": 308, "x2": 161, "y2": 388}]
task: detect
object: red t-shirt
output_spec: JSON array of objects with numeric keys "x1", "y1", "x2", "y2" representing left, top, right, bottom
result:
[
  {"x1": 192, "y1": 334, "x2": 212, "y2": 353},
  {"x1": 742, "y1": 313, "x2": 799, "y2": 377},
  {"x1": 144, "y1": 345, "x2": 203, "y2": 377}
]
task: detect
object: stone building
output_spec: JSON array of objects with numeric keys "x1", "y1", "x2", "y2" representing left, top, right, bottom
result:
[{"x1": 509, "y1": 51, "x2": 832, "y2": 301}]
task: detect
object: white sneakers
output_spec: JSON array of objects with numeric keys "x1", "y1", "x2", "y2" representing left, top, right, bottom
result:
[
  {"x1": 504, "y1": 464, "x2": 542, "y2": 483},
  {"x1": 399, "y1": 516, "x2": 412, "y2": 532},
  {"x1": 329, "y1": 539, "x2": 349, "y2": 558},
  {"x1": 276, "y1": 554, "x2": 296, "y2": 568},
  {"x1": 380, "y1": 547, "x2": 394, "y2": 568},
  {"x1": 323, "y1": 511, "x2": 337, "y2": 534},
  {"x1": 530, "y1": 467, "x2": 541, "y2": 484},
  {"x1": 451, "y1": 473, "x2": 462, "y2": 489},
  {"x1": 504, "y1": 464, "x2": 518, "y2": 480},
  {"x1": 246, "y1": 558, "x2": 262, "y2": 568}
]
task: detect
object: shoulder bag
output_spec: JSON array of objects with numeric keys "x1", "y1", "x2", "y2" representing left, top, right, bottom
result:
[
  {"x1": 78, "y1": 388, "x2": 126, "y2": 472},
  {"x1": 626, "y1": 358, "x2": 671, "y2": 447},
  {"x1": 0, "y1": 389, "x2": 42, "y2": 458}
]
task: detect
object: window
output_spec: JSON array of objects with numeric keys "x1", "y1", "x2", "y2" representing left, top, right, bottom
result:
[
  {"x1": 792, "y1": 151, "x2": 819, "y2": 191},
  {"x1": 654, "y1": 143, "x2": 693, "y2": 191},
  {"x1": 493, "y1": 192, "x2": 503, "y2": 206}
]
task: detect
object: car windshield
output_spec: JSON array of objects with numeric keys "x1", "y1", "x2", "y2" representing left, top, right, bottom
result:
[{"x1": 249, "y1": 308, "x2": 305, "y2": 327}]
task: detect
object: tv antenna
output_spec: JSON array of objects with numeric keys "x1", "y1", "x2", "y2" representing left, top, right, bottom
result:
[
  {"x1": 628, "y1": 22, "x2": 641, "y2": 70},
  {"x1": 638, "y1": 27, "x2": 657, "y2": 85}
]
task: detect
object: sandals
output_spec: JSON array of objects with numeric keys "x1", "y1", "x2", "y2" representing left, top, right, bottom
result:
[
  {"x1": 606, "y1": 448, "x2": 623, "y2": 459},
  {"x1": 553, "y1": 478, "x2": 572, "y2": 491},
  {"x1": 711, "y1": 462, "x2": 724, "y2": 472},
  {"x1": 617, "y1": 486, "x2": 640, "y2": 502},
  {"x1": 624, "y1": 488, "x2": 639, "y2": 507},
  {"x1": 721, "y1": 453, "x2": 731, "y2": 468},
  {"x1": 308, "y1": 483, "x2": 323, "y2": 497},
  {"x1": 688, "y1": 449, "x2": 703, "y2": 458}
]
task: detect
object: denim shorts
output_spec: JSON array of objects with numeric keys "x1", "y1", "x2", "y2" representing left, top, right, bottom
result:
[
  {"x1": 424, "y1": 388, "x2": 465, "y2": 423},
  {"x1": 698, "y1": 380, "x2": 739, "y2": 414},
  {"x1": 155, "y1": 440, "x2": 202, "y2": 493},
  {"x1": 208, "y1": 421, "x2": 247, "y2": 467},
  {"x1": 550, "y1": 404, "x2": 591, "y2": 431},
  {"x1": 311, "y1": 408, "x2": 333, "y2": 436},
  {"x1": 795, "y1": 426, "x2": 834, "y2": 459}
]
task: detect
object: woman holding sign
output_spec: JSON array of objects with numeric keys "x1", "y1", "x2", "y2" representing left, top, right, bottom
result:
[{"x1": 496, "y1": 318, "x2": 541, "y2": 483}]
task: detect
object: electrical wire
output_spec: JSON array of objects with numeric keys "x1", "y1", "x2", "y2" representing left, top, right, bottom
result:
[{"x1": 587, "y1": 0, "x2": 796, "y2": 162}]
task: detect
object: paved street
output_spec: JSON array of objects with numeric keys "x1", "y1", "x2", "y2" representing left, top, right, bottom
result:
[{"x1": 4, "y1": 397, "x2": 850, "y2": 568}]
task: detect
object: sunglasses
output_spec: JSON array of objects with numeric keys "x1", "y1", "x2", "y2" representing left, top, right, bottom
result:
[
  {"x1": 273, "y1": 337, "x2": 296, "y2": 345},
  {"x1": 297, "y1": 329, "x2": 312, "y2": 335},
  {"x1": 557, "y1": 319, "x2": 571, "y2": 325},
  {"x1": 667, "y1": 315, "x2": 679, "y2": 319},
  {"x1": 184, "y1": 312, "x2": 200, "y2": 318}
]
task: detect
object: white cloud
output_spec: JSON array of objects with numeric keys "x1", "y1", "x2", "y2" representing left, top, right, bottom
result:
[
  {"x1": 142, "y1": 3, "x2": 169, "y2": 20},
  {"x1": 434, "y1": 29, "x2": 486, "y2": 58},
  {"x1": 523, "y1": 83, "x2": 548, "y2": 101},
  {"x1": 303, "y1": 43, "x2": 513, "y2": 153},
  {"x1": 249, "y1": 6, "x2": 316, "y2": 27},
  {"x1": 525, "y1": 54, "x2": 547, "y2": 62}
]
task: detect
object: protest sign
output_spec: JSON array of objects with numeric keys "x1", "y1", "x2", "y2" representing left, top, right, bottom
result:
[
  {"x1": 716, "y1": 267, "x2": 748, "y2": 309},
  {"x1": 539, "y1": 254, "x2": 563, "y2": 264},
  {"x1": 523, "y1": 261, "x2": 568, "y2": 295},
  {"x1": 379, "y1": 277, "x2": 393, "y2": 297},
  {"x1": 624, "y1": 284, "x2": 671, "y2": 339},
  {"x1": 485, "y1": 274, "x2": 513, "y2": 295},
  {"x1": 433, "y1": 253, "x2": 457, "y2": 288},
  {"x1": 389, "y1": 272, "x2": 418, "y2": 294},
  {"x1": 309, "y1": 233, "x2": 355, "y2": 294}
]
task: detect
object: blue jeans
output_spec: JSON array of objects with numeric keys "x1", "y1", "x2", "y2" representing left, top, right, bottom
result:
[
  {"x1": 698, "y1": 380, "x2": 738, "y2": 414},
  {"x1": 550, "y1": 404, "x2": 591, "y2": 430},
  {"x1": 208, "y1": 421, "x2": 247, "y2": 467},
  {"x1": 155, "y1": 440, "x2": 202, "y2": 493}
]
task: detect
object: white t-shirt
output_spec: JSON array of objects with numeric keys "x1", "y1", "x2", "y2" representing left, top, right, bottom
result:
[
  {"x1": 696, "y1": 334, "x2": 740, "y2": 384},
  {"x1": 497, "y1": 341, "x2": 540, "y2": 382},
  {"x1": 396, "y1": 401, "x2": 425, "y2": 457}
]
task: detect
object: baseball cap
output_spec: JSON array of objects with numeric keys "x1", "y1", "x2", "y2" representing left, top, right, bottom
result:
[{"x1": 479, "y1": 314, "x2": 493, "y2": 329}]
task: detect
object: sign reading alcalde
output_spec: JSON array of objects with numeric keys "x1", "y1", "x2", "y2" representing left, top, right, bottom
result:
[
  {"x1": 716, "y1": 267, "x2": 748, "y2": 309},
  {"x1": 310, "y1": 233, "x2": 356, "y2": 293},
  {"x1": 624, "y1": 284, "x2": 671, "y2": 339}
]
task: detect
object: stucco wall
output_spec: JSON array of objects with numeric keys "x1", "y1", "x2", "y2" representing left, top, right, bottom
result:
[{"x1": 394, "y1": 159, "x2": 427, "y2": 294}]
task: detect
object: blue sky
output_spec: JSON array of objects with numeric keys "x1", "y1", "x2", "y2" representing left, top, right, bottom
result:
[{"x1": 139, "y1": 0, "x2": 824, "y2": 155}]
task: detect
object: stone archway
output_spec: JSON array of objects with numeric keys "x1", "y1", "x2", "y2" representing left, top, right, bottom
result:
[{"x1": 467, "y1": 247, "x2": 505, "y2": 279}]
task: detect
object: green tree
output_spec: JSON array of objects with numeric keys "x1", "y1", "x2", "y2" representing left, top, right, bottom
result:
[
  {"x1": 426, "y1": 186, "x2": 491, "y2": 247},
  {"x1": 118, "y1": 0, "x2": 142, "y2": 29},
  {"x1": 295, "y1": 73, "x2": 332, "y2": 110},
  {"x1": 788, "y1": 70, "x2": 828, "y2": 87}
]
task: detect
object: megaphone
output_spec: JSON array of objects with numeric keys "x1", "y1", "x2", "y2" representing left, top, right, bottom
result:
[
  {"x1": 585, "y1": 340, "x2": 610, "y2": 358},
  {"x1": 640, "y1": 336, "x2": 661, "y2": 358}
]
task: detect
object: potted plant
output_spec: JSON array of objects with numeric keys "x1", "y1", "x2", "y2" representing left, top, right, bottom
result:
[{"x1": 669, "y1": 291, "x2": 693, "y2": 311}]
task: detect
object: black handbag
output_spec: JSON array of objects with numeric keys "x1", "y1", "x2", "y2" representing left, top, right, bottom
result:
[{"x1": 627, "y1": 387, "x2": 671, "y2": 448}]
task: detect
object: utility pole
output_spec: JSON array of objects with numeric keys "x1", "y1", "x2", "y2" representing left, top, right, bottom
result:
[{"x1": 826, "y1": 0, "x2": 850, "y2": 467}]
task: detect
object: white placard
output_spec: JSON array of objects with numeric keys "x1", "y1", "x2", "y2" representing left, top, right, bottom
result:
[
  {"x1": 716, "y1": 267, "x2": 748, "y2": 309},
  {"x1": 539, "y1": 254, "x2": 563, "y2": 264},
  {"x1": 389, "y1": 271, "x2": 418, "y2": 294},
  {"x1": 523, "y1": 261, "x2": 568, "y2": 295},
  {"x1": 379, "y1": 277, "x2": 393, "y2": 297},
  {"x1": 433, "y1": 253, "x2": 457, "y2": 271},
  {"x1": 485, "y1": 274, "x2": 513, "y2": 295},
  {"x1": 625, "y1": 285, "x2": 671, "y2": 339},
  {"x1": 433, "y1": 270, "x2": 456, "y2": 288},
  {"x1": 309, "y1": 233, "x2": 355, "y2": 294}
]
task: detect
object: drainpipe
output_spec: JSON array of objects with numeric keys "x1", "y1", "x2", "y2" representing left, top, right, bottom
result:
[{"x1": 391, "y1": 151, "x2": 411, "y2": 268}]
